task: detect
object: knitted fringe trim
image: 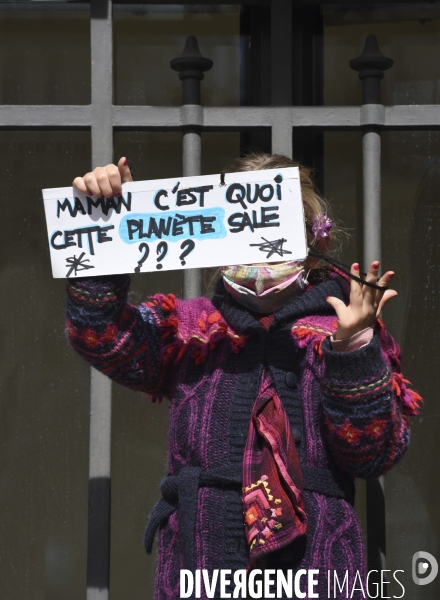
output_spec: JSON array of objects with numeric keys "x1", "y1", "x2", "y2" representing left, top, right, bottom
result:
[
  {"x1": 291, "y1": 319, "x2": 338, "y2": 359},
  {"x1": 391, "y1": 372, "x2": 423, "y2": 416},
  {"x1": 147, "y1": 293, "x2": 247, "y2": 368},
  {"x1": 375, "y1": 318, "x2": 423, "y2": 416},
  {"x1": 291, "y1": 314, "x2": 423, "y2": 416}
]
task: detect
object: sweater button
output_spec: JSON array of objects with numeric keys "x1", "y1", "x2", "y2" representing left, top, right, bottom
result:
[
  {"x1": 285, "y1": 372, "x2": 297, "y2": 388},
  {"x1": 292, "y1": 427, "x2": 302, "y2": 445}
]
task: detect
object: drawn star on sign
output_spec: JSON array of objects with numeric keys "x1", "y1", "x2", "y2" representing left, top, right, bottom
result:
[
  {"x1": 65, "y1": 252, "x2": 95, "y2": 278},
  {"x1": 249, "y1": 237, "x2": 293, "y2": 259}
]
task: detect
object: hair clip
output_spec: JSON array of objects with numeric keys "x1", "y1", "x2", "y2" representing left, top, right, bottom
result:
[{"x1": 311, "y1": 215, "x2": 333, "y2": 240}]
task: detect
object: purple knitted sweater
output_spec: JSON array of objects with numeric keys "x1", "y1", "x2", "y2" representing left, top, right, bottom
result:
[{"x1": 66, "y1": 272, "x2": 421, "y2": 600}]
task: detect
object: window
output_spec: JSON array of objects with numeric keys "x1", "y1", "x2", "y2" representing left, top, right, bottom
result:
[{"x1": 1, "y1": 2, "x2": 438, "y2": 598}]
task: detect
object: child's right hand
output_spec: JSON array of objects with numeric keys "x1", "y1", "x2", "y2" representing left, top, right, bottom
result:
[{"x1": 72, "y1": 156, "x2": 133, "y2": 198}]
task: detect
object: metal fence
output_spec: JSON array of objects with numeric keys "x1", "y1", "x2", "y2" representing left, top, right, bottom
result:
[{"x1": 2, "y1": 0, "x2": 438, "y2": 597}]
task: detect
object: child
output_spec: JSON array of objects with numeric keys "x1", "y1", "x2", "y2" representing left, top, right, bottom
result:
[{"x1": 68, "y1": 153, "x2": 422, "y2": 599}]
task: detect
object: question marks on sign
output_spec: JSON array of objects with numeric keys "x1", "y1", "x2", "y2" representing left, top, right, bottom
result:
[
  {"x1": 179, "y1": 239, "x2": 196, "y2": 265},
  {"x1": 134, "y1": 242, "x2": 150, "y2": 273},
  {"x1": 156, "y1": 241, "x2": 168, "y2": 270},
  {"x1": 133, "y1": 239, "x2": 195, "y2": 272}
]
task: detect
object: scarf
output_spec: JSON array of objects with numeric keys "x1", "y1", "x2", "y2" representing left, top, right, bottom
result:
[{"x1": 242, "y1": 369, "x2": 308, "y2": 566}]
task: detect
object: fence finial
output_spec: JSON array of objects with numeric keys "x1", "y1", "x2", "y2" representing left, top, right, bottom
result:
[
  {"x1": 170, "y1": 35, "x2": 213, "y2": 105},
  {"x1": 350, "y1": 34, "x2": 393, "y2": 104}
]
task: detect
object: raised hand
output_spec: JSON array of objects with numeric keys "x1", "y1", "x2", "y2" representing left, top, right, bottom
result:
[
  {"x1": 326, "y1": 261, "x2": 397, "y2": 340},
  {"x1": 72, "y1": 156, "x2": 133, "y2": 198}
]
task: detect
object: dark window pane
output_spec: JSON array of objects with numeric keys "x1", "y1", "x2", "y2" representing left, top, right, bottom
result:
[
  {"x1": 0, "y1": 130, "x2": 91, "y2": 600},
  {"x1": 114, "y1": 5, "x2": 240, "y2": 106},
  {"x1": 324, "y1": 8, "x2": 440, "y2": 106},
  {"x1": 381, "y1": 131, "x2": 440, "y2": 599},
  {"x1": 0, "y1": 7, "x2": 90, "y2": 105},
  {"x1": 323, "y1": 131, "x2": 363, "y2": 266},
  {"x1": 324, "y1": 128, "x2": 440, "y2": 598}
]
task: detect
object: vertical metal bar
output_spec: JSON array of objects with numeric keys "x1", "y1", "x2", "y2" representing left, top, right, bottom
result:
[
  {"x1": 183, "y1": 126, "x2": 202, "y2": 299},
  {"x1": 183, "y1": 128, "x2": 201, "y2": 178},
  {"x1": 351, "y1": 36, "x2": 392, "y2": 586},
  {"x1": 88, "y1": 1, "x2": 113, "y2": 598},
  {"x1": 270, "y1": 0, "x2": 293, "y2": 158},
  {"x1": 171, "y1": 36, "x2": 212, "y2": 300},
  {"x1": 363, "y1": 126, "x2": 387, "y2": 580},
  {"x1": 271, "y1": 108, "x2": 293, "y2": 158},
  {"x1": 91, "y1": 0, "x2": 113, "y2": 168},
  {"x1": 362, "y1": 128, "x2": 381, "y2": 268}
]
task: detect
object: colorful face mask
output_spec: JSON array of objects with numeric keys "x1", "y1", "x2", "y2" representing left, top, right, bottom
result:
[{"x1": 221, "y1": 261, "x2": 306, "y2": 313}]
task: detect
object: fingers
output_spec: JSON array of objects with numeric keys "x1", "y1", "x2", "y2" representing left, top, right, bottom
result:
[
  {"x1": 366, "y1": 260, "x2": 380, "y2": 283},
  {"x1": 361, "y1": 262, "x2": 398, "y2": 321},
  {"x1": 326, "y1": 295, "x2": 347, "y2": 318},
  {"x1": 363, "y1": 262, "x2": 394, "y2": 291},
  {"x1": 349, "y1": 263, "x2": 363, "y2": 305},
  {"x1": 377, "y1": 287, "x2": 398, "y2": 315},
  {"x1": 72, "y1": 169, "x2": 107, "y2": 197},
  {"x1": 81, "y1": 171, "x2": 102, "y2": 197},
  {"x1": 72, "y1": 176, "x2": 90, "y2": 195},
  {"x1": 329, "y1": 260, "x2": 398, "y2": 336},
  {"x1": 118, "y1": 156, "x2": 133, "y2": 183},
  {"x1": 72, "y1": 160, "x2": 132, "y2": 198},
  {"x1": 94, "y1": 166, "x2": 117, "y2": 198},
  {"x1": 363, "y1": 260, "x2": 380, "y2": 306},
  {"x1": 377, "y1": 269, "x2": 394, "y2": 289},
  {"x1": 105, "y1": 164, "x2": 123, "y2": 197},
  {"x1": 362, "y1": 264, "x2": 397, "y2": 316}
]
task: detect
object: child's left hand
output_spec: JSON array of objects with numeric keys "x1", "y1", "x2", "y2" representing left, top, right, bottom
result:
[{"x1": 326, "y1": 261, "x2": 397, "y2": 341}]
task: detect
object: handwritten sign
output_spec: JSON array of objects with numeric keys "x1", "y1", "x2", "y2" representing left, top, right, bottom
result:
[{"x1": 42, "y1": 167, "x2": 307, "y2": 278}]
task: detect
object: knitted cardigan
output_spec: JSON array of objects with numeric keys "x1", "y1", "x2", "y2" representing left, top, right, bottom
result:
[{"x1": 66, "y1": 272, "x2": 421, "y2": 600}]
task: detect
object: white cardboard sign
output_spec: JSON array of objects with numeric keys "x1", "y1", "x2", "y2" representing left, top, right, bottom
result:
[{"x1": 42, "y1": 167, "x2": 307, "y2": 278}]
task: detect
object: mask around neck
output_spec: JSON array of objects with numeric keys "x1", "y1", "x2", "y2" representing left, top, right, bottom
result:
[{"x1": 221, "y1": 261, "x2": 307, "y2": 313}]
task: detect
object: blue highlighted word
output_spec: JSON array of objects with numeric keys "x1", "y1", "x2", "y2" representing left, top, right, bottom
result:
[{"x1": 119, "y1": 208, "x2": 226, "y2": 244}]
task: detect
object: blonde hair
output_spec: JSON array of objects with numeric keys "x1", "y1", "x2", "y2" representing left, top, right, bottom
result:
[
  {"x1": 203, "y1": 152, "x2": 344, "y2": 294},
  {"x1": 223, "y1": 152, "x2": 343, "y2": 269}
]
